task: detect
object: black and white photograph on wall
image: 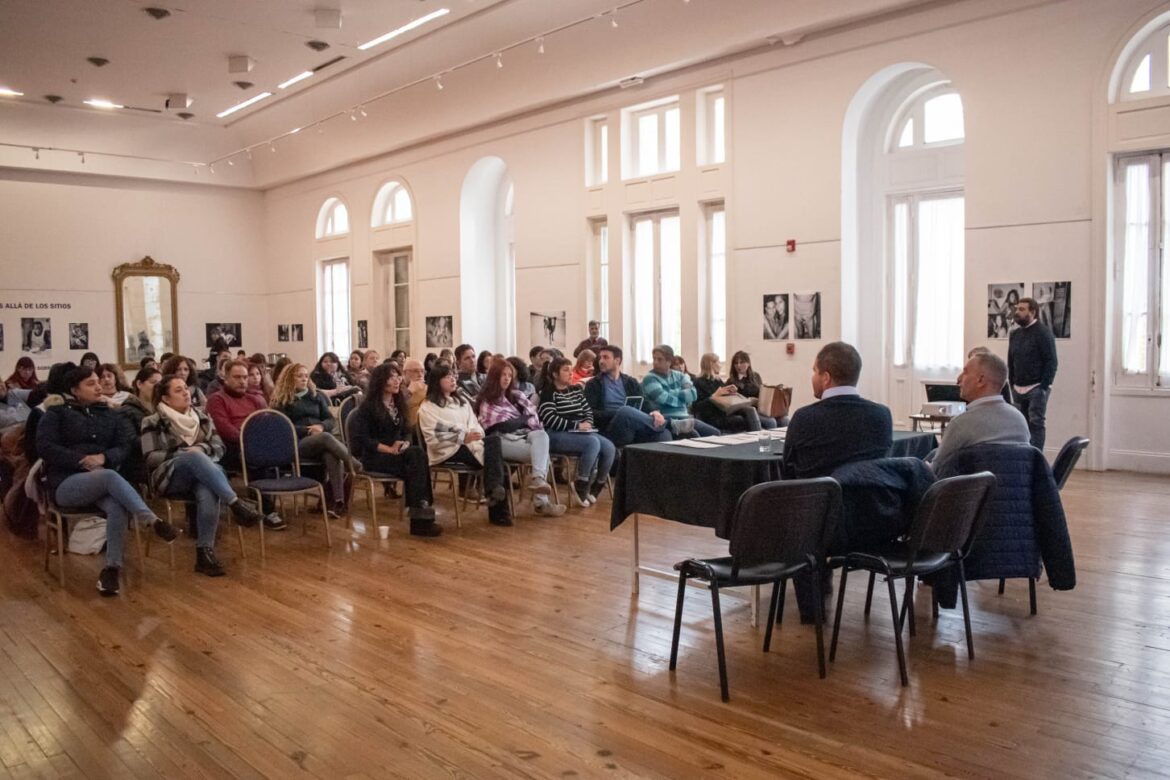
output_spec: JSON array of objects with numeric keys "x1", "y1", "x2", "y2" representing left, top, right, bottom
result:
[
  {"x1": 987, "y1": 282, "x2": 1025, "y2": 339},
  {"x1": 762, "y1": 294, "x2": 790, "y2": 340},
  {"x1": 0, "y1": 324, "x2": 5, "y2": 351},
  {"x1": 290, "y1": 324, "x2": 304, "y2": 342},
  {"x1": 20, "y1": 318, "x2": 51, "y2": 354},
  {"x1": 530, "y1": 311, "x2": 567, "y2": 349},
  {"x1": 205, "y1": 322, "x2": 242, "y2": 348},
  {"x1": 1033, "y1": 281, "x2": 1072, "y2": 339},
  {"x1": 792, "y1": 293, "x2": 821, "y2": 339},
  {"x1": 277, "y1": 325, "x2": 290, "y2": 343},
  {"x1": 425, "y1": 315, "x2": 453, "y2": 348},
  {"x1": 68, "y1": 323, "x2": 89, "y2": 350},
  {"x1": 357, "y1": 320, "x2": 368, "y2": 349}
]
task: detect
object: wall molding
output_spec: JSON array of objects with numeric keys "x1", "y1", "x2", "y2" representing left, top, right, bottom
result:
[{"x1": 1106, "y1": 448, "x2": 1170, "y2": 474}]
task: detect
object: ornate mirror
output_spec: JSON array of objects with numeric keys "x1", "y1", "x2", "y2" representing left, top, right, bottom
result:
[{"x1": 112, "y1": 256, "x2": 179, "y2": 369}]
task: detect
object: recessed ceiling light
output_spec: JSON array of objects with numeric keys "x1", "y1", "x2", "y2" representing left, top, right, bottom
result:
[
  {"x1": 278, "y1": 71, "x2": 313, "y2": 89},
  {"x1": 44, "y1": 94, "x2": 63, "y2": 103},
  {"x1": 84, "y1": 98, "x2": 123, "y2": 109},
  {"x1": 306, "y1": 40, "x2": 330, "y2": 52},
  {"x1": 357, "y1": 8, "x2": 449, "y2": 51},
  {"x1": 233, "y1": 80, "x2": 254, "y2": 90},
  {"x1": 87, "y1": 56, "x2": 110, "y2": 67},
  {"x1": 216, "y1": 91, "x2": 272, "y2": 118},
  {"x1": 0, "y1": 87, "x2": 24, "y2": 97},
  {"x1": 144, "y1": 7, "x2": 170, "y2": 20}
]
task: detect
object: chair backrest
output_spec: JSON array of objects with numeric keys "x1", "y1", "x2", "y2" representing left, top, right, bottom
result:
[
  {"x1": 905, "y1": 472, "x2": 996, "y2": 562},
  {"x1": 1051, "y1": 436, "x2": 1089, "y2": 491},
  {"x1": 728, "y1": 478, "x2": 841, "y2": 571},
  {"x1": 338, "y1": 395, "x2": 359, "y2": 442},
  {"x1": 239, "y1": 409, "x2": 300, "y2": 475}
]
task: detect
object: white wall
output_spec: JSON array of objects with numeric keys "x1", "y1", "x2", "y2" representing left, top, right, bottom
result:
[{"x1": 0, "y1": 172, "x2": 267, "y2": 375}]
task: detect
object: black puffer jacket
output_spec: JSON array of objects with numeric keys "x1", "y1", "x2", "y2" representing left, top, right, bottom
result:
[{"x1": 36, "y1": 398, "x2": 133, "y2": 491}]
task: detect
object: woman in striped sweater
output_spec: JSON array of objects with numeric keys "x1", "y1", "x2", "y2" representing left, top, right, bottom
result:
[{"x1": 537, "y1": 357, "x2": 616, "y2": 507}]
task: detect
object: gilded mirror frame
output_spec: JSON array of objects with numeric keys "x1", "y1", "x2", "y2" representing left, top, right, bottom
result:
[{"x1": 112, "y1": 256, "x2": 180, "y2": 370}]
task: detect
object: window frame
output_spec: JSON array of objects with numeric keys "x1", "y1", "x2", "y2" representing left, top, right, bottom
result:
[
  {"x1": 697, "y1": 85, "x2": 726, "y2": 166},
  {"x1": 318, "y1": 257, "x2": 351, "y2": 356},
  {"x1": 391, "y1": 251, "x2": 412, "y2": 355},
  {"x1": 887, "y1": 84, "x2": 965, "y2": 152},
  {"x1": 1119, "y1": 22, "x2": 1170, "y2": 102},
  {"x1": 371, "y1": 181, "x2": 414, "y2": 228},
  {"x1": 587, "y1": 117, "x2": 609, "y2": 186},
  {"x1": 622, "y1": 96, "x2": 681, "y2": 180},
  {"x1": 629, "y1": 209, "x2": 682, "y2": 364},
  {"x1": 590, "y1": 219, "x2": 610, "y2": 340},
  {"x1": 316, "y1": 197, "x2": 350, "y2": 238},
  {"x1": 704, "y1": 203, "x2": 727, "y2": 358}
]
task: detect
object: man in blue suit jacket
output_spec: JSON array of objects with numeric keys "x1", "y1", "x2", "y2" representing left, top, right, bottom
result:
[{"x1": 781, "y1": 342, "x2": 892, "y2": 480}]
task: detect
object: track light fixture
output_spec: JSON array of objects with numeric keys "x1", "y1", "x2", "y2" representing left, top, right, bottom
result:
[
  {"x1": 495, "y1": 52, "x2": 503, "y2": 69},
  {"x1": 537, "y1": 37, "x2": 545, "y2": 54}
]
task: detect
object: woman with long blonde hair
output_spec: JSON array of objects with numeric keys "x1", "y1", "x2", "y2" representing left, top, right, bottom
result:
[
  {"x1": 270, "y1": 363, "x2": 355, "y2": 516},
  {"x1": 692, "y1": 352, "x2": 768, "y2": 432}
]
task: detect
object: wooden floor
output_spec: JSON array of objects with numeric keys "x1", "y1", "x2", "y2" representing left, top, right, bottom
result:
[{"x1": 1, "y1": 470, "x2": 1168, "y2": 779}]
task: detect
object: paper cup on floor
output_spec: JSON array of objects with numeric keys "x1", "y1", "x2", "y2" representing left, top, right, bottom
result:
[{"x1": 377, "y1": 525, "x2": 390, "y2": 540}]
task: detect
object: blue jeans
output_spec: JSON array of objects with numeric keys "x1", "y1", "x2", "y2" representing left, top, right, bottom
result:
[
  {"x1": 1013, "y1": 386, "x2": 1050, "y2": 450},
  {"x1": 600, "y1": 406, "x2": 671, "y2": 448},
  {"x1": 164, "y1": 451, "x2": 236, "y2": 549},
  {"x1": 56, "y1": 469, "x2": 154, "y2": 568},
  {"x1": 677, "y1": 418, "x2": 721, "y2": 437},
  {"x1": 548, "y1": 430, "x2": 616, "y2": 485}
]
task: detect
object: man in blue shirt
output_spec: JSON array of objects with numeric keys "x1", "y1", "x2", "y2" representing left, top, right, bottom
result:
[
  {"x1": 583, "y1": 345, "x2": 671, "y2": 448},
  {"x1": 641, "y1": 345, "x2": 720, "y2": 437}
]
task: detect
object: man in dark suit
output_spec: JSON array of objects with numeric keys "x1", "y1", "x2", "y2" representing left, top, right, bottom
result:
[{"x1": 781, "y1": 342, "x2": 892, "y2": 479}]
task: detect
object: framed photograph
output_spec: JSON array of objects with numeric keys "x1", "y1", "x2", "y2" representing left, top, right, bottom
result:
[
  {"x1": 68, "y1": 322, "x2": 89, "y2": 350},
  {"x1": 530, "y1": 311, "x2": 567, "y2": 349},
  {"x1": 0, "y1": 323, "x2": 5, "y2": 352},
  {"x1": 762, "y1": 294, "x2": 790, "y2": 340},
  {"x1": 1032, "y1": 281, "x2": 1072, "y2": 339},
  {"x1": 357, "y1": 320, "x2": 369, "y2": 349},
  {"x1": 792, "y1": 293, "x2": 821, "y2": 339},
  {"x1": 277, "y1": 324, "x2": 290, "y2": 343},
  {"x1": 290, "y1": 324, "x2": 304, "y2": 342},
  {"x1": 206, "y1": 322, "x2": 242, "y2": 348},
  {"x1": 426, "y1": 315, "x2": 453, "y2": 348},
  {"x1": 987, "y1": 283, "x2": 1025, "y2": 339},
  {"x1": 20, "y1": 318, "x2": 51, "y2": 354}
]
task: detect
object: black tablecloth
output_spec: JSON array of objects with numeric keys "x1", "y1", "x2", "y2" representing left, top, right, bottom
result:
[{"x1": 609, "y1": 431, "x2": 937, "y2": 538}]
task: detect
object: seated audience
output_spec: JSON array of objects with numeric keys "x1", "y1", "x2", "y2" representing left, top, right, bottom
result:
[
  {"x1": 141, "y1": 376, "x2": 266, "y2": 577},
  {"x1": 423, "y1": 352, "x2": 439, "y2": 375},
  {"x1": 781, "y1": 342, "x2": 892, "y2": 479},
  {"x1": 389, "y1": 349, "x2": 407, "y2": 365},
  {"x1": 310, "y1": 351, "x2": 359, "y2": 403},
  {"x1": 573, "y1": 320, "x2": 608, "y2": 357},
  {"x1": 204, "y1": 354, "x2": 233, "y2": 397},
  {"x1": 6, "y1": 357, "x2": 38, "y2": 390},
  {"x1": 727, "y1": 350, "x2": 780, "y2": 428},
  {"x1": 506, "y1": 357, "x2": 536, "y2": 398},
  {"x1": 246, "y1": 362, "x2": 270, "y2": 402},
  {"x1": 157, "y1": 352, "x2": 174, "y2": 365},
  {"x1": 528, "y1": 345, "x2": 546, "y2": 382},
  {"x1": 161, "y1": 355, "x2": 208, "y2": 408},
  {"x1": 476, "y1": 350, "x2": 494, "y2": 377},
  {"x1": 930, "y1": 351, "x2": 1030, "y2": 475},
  {"x1": 0, "y1": 382, "x2": 31, "y2": 430},
  {"x1": 37, "y1": 366, "x2": 175, "y2": 596},
  {"x1": 116, "y1": 365, "x2": 162, "y2": 486},
  {"x1": 474, "y1": 360, "x2": 565, "y2": 517},
  {"x1": 582, "y1": 345, "x2": 671, "y2": 447},
  {"x1": 693, "y1": 353, "x2": 766, "y2": 432},
  {"x1": 79, "y1": 352, "x2": 101, "y2": 370},
  {"x1": 402, "y1": 357, "x2": 427, "y2": 428},
  {"x1": 348, "y1": 362, "x2": 440, "y2": 536},
  {"x1": 347, "y1": 351, "x2": 365, "y2": 377},
  {"x1": 455, "y1": 344, "x2": 483, "y2": 397},
  {"x1": 641, "y1": 344, "x2": 720, "y2": 437},
  {"x1": 438, "y1": 348, "x2": 455, "y2": 363},
  {"x1": 23, "y1": 362, "x2": 75, "y2": 463},
  {"x1": 140, "y1": 356, "x2": 158, "y2": 371},
  {"x1": 270, "y1": 363, "x2": 356, "y2": 517},
  {"x1": 353, "y1": 349, "x2": 381, "y2": 392},
  {"x1": 418, "y1": 363, "x2": 513, "y2": 526},
  {"x1": 670, "y1": 355, "x2": 695, "y2": 382},
  {"x1": 571, "y1": 350, "x2": 596, "y2": 385},
  {"x1": 271, "y1": 356, "x2": 293, "y2": 384},
  {"x1": 97, "y1": 363, "x2": 131, "y2": 407},
  {"x1": 538, "y1": 356, "x2": 617, "y2": 506}
]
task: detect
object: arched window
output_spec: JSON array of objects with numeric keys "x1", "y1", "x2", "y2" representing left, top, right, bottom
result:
[
  {"x1": 316, "y1": 197, "x2": 349, "y2": 238},
  {"x1": 1118, "y1": 19, "x2": 1170, "y2": 101},
  {"x1": 371, "y1": 180, "x2": 413, "y2": 227},
  {"x1": 459, "y1": 157, "x2": 516, "y2": 353},
  {"x1": 889, "y1": 86, "x2": 965, "y2": 149}
]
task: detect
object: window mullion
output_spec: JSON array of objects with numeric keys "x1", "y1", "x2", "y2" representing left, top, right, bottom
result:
[{"x1": 907, "y1": 196, "x2": 920, "y2": 368}]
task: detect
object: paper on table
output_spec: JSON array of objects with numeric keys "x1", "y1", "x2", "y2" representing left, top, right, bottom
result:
[{"x1": 662, "y1": 438, "x2": 724, "y2": 448}]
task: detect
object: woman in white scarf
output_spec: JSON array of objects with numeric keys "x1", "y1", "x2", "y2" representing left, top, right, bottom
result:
[{"x1": 140, "y1": 376, "x2": 265, "y2": 577}]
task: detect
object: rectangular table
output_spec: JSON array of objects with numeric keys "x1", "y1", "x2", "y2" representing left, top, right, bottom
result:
[{"x1": 609, "y1": 431, "x2": 938, "y2": 612}]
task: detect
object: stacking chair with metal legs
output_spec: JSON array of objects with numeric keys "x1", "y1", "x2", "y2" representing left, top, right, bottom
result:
[
  {"x1": 669, "y1": 478, "x2": 841, "y2": 701},
  {"x1": 343, "y1": 413, "x2": 406, "y2": 536},
  {"x1": 829, "y1": 472, "x2": 996, "y2": 687}
]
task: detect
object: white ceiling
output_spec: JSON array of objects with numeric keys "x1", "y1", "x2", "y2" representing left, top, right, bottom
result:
[{"x1": 0, "y1": 0, "x2": 941, "y2": 187}]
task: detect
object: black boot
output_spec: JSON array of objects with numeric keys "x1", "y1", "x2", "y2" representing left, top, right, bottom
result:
[
  {"x1": 229, "y1": 498, "x2": 263, "y2": 528},
  {"x1": 195, "y1": 547, "x2": 226, "y2": 577},
  {"x1": 488, "y1": 501, "x2": 513, "y2": 527},
  {"x1": 409, "y1": 504, "x2": 441, "y2": 536}
]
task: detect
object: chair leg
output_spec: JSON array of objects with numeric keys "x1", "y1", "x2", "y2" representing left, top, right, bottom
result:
[
  {"x1": 251, "y1": 488, "x2": 266, "y2": 561},
  {"x1": 931, "y1": 586, "x2": 939, "y2": 621},
  {"x1": 776, "y1": 579, "x2": 787, "y2": 625},
  {"x1": 887, "y1": 575, "x2": 909, "y2": 686},
  {"x1": 901, "y1": 575, "x2": 917, "y2": 637},
  {"x1": 829, "y1": 567, "x2": 849, "y2": 663},
  {"x1": 710, "y1": 581, "x2": 729, "y2": 702},
  {"x1": 958, "y1": 561, "x2": 975, "y2": 660},
  {"x1": 318, "y1": 486, "x2": 332, "y2": 548},
  {"x1": 812, "y1": 570, "x2": 827, "y2": 679},
  {"x1": 763, "y1": 580, "x2": 781, "y2": 652},
  {"x1": 669, "y1": 571, "x2": 688, "y2": 670},
  {"x1": 998, "y1": 577, "x2": 1005, "y2": 595},
  {"x1": 1028, "y1": 577, "x2": 1037, "y2": 615},
  {"x1": 132, "y1": 520, "x2": 146, "y2": 575},
  {"x1": 57, "y1": 518, "x2": 66, "y2": 587},
  {"x1": 863, "y1": 571, "x2": 876, "y2": 617}
]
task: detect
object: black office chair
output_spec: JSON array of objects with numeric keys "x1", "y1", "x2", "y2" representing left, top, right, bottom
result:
[
  {"x1": 829, "y1": 472, "x2": 995, "y2": 686},
  {"x1": 669, "y1": 478, "x2": 841, "y2": 701},
  {"x1": 1051, "y1": 436, "x2": 1090, "y2": 491}
]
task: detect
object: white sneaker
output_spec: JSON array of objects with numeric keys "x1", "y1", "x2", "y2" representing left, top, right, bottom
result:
[
  {"x1": 534, "y1": 501, "x2": 567, "y2": 517},
  {"x1": 527, "y1": 476, "x2": 553, "y2": 496}
]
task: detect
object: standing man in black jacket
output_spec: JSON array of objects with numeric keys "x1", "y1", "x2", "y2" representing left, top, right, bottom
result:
[
  {"x1": 1007, "y1": 296, "x2": 1058, "y2": 449},
  {"x1": 781, "y1": 342, "x2": 892, "y2": 480}
]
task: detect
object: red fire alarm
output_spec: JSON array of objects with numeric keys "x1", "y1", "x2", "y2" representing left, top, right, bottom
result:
[
  {"x1": 786, "y1": 342, "x2": 795, "y2": 355},
  {"x1": 786, "y1": 239, "x2": 796, "y2": 253}
]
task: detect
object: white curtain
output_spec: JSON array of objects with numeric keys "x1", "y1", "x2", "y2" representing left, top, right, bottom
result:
[
  {"x1": 1122, "y1": 161, "x2": 1151, "y2": 375},
  {"x1": 633, "y1": 219, "x2": 655, "y2": 363},
  {"x1": 912, "y1": 196, "x2": 964, "y2": 369},
  {"x1": 659, "y1": 215, "x2": 682, "y2": 354}
]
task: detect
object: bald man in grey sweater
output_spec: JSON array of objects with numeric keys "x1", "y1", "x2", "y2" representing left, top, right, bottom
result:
[{"x1": 931, "y1": 351, "x2": 1031, "y2": 475}]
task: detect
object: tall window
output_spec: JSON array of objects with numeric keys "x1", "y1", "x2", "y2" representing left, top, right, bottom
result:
[
  {"x1": 392, "y1": 253, "x2": 411, "y2": 355},
  {"x1": 591, "y1": 220, "x2": 610, "y2": 339},
  {"x1": 316, "y1": 197, "x2": 349, "y2": 238},
  {"x1": 371, "y1": 181, "x2": 413, "y2": 226},
  {"x1": 889, "y1": 194, "x2": 965, "y2": 369},
  {"x1": 319, "y1": 258, "x2": 351, "y2": 355},
  {"x1": 503, "y1": 181, "x2": 516, "y2": 354},
  {"x1": 706, "y1": 206, "x2": 727, "y2": 358},
  {"x1": 698, "y1": 86, "x2": 725, "y2": 166},
  {"x1": 631, "y1": 212, "x2": 681, "y2": 363},
  {"x1": 1115, "y1": 154, "x2": 1170, "y2": 386},
  {"x1": 1119, "y1": 21, "x2": 1170, "y2": 101},
  {"x1": 623, "y1": 97, "x2": 680, "y2": 179},
  {"x1": 587, "y1": 117, "x2": 608, "y2": 186}
]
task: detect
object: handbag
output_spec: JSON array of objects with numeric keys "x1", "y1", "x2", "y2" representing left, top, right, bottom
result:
[
  {"x1": 710, "y1": 392, "x2": 753, "y2": 413},
  {"x1": 758, "y1": 384, "x2": 792, "y2": 420}
]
